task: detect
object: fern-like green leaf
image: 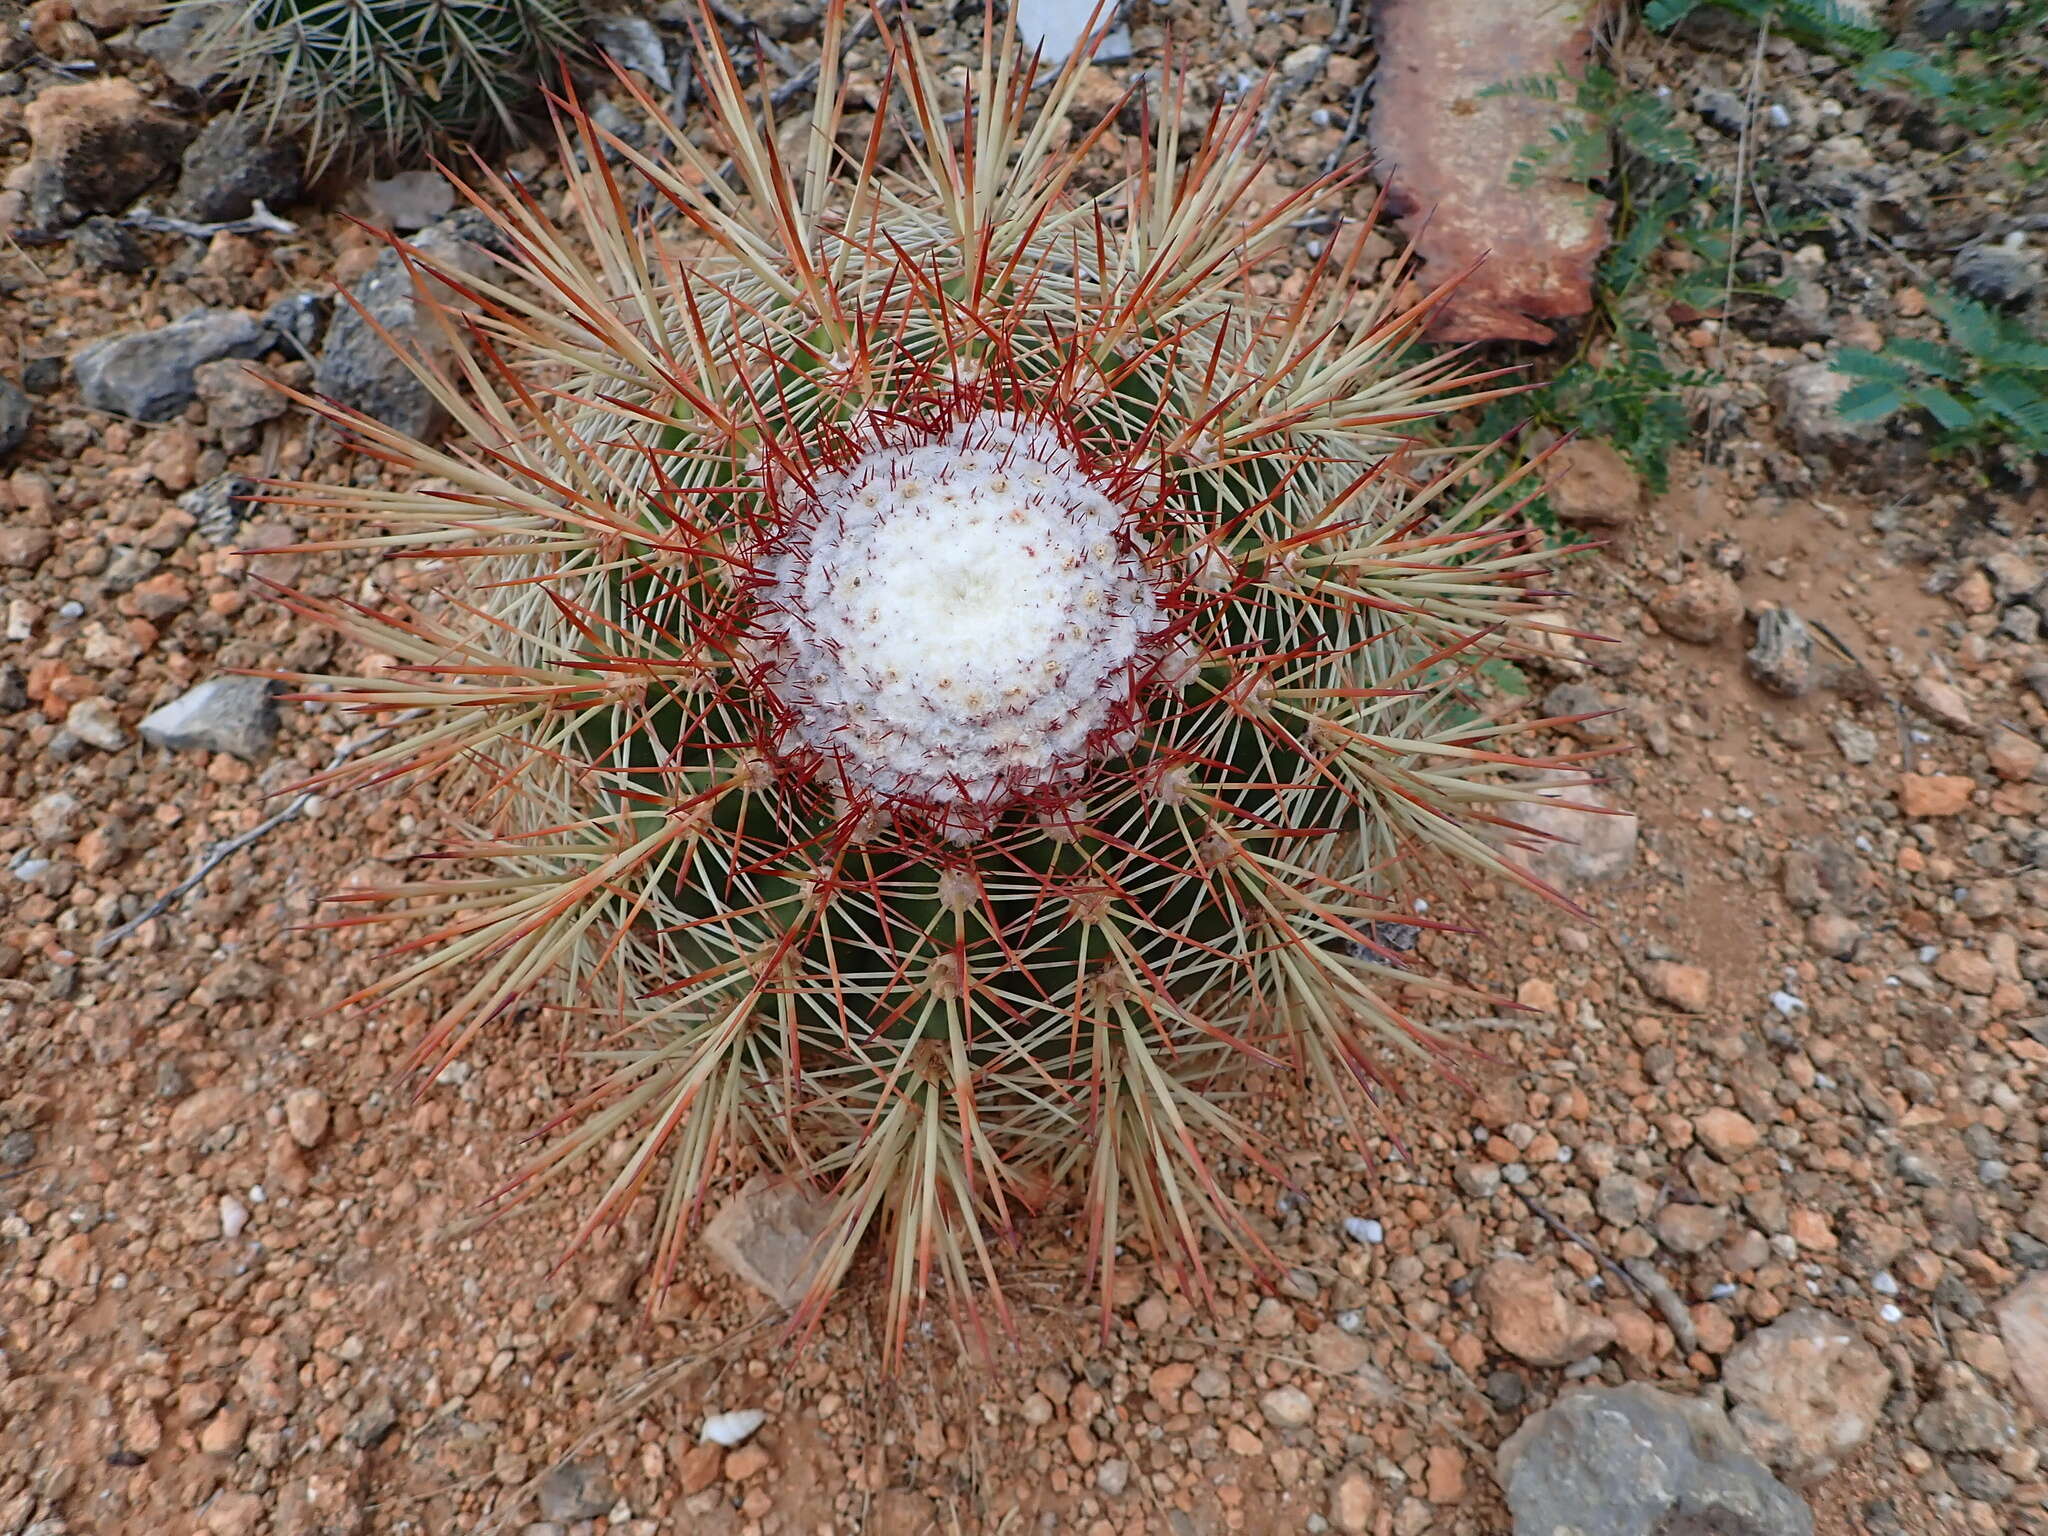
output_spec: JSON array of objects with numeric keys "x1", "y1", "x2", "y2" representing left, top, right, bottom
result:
[
  {"x1": 1977, "y1": 373, "x2": 2048, "y2": 445},
  {"x1": 1835, "y1": 379, "x2": 1907, "y2": 422},
  {"x1": 1912, "y1": 385, "x2": 1976, "y2": 431},
  {"x1": 1884, "y1": 337, "x2": 1967, "y2": 379},
  {"x1": 1831, "y1": 348, "x2": 1913, "y2": 383}
]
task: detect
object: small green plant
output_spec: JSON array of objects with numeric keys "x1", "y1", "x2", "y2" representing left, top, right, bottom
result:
[
  {"x1": 190, "y1": 0, "x2": 589, "y2": 173},
  {"x1": 275, "y1": 7, "x2": 1590, "y2": 1356},
  {"x1": 1471, "y1": 66, "x2": 1777, "y2": 494},
  {"x1": 1832, "y1": 288, "x2": 2048, "y2": 458}
]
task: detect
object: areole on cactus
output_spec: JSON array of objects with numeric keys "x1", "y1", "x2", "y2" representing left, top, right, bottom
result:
[{"x1": 274, "y1": 2, "x2": 1605, "y2": 1358}]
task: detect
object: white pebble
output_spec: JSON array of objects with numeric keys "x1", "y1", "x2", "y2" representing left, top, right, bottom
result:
[
  {"x1": 1768, "y1": 991, "x2": 1805, "y2": 1016},
  {"x1": 1878, "y1": 1303, "x2": 1903, "y2": 1324},
  {"x1": 219, "y1": 1194, "x2": 249, "y2": 1240},
  {"x1": 1342, "y1": 1216, "x2": 1384, "y2": 1245},
  {"x1": 1872, "y1": 1271, "x2": 1899, "y2": 1296},
  {"x1": 701, "y1": 1409, "x2": 766, "y2": 1447}
]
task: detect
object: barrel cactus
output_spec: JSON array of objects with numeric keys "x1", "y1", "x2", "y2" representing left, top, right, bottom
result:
[
  {"x1": 193, "y1": 0, "x2": 588, "y2": 172},
  {"x1": 284, "y1": 6, "x2": 1587, "y2": 1355}
]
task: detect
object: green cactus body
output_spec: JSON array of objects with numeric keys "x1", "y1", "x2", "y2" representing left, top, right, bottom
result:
[
  {"x1": 198, "y1": 0, "x2": 586, "y2": 171},
  {"x1": 282, "y1": 4, "x2": 1593, "y2": 1356}
]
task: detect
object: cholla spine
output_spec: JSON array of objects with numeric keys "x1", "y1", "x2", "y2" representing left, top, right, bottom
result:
[{"x1": 274, "y1": 3, "x2": 1598, "y2": 1357}]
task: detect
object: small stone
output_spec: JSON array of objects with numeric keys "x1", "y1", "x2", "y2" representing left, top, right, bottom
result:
[
  {"x1": 1502, "y1": 775, "x2": 1639, "y2": 886},
  {"x1": 1908, "y1": 674, "x2": 1973, "y2": 731},
  {"x1": 1912, "y1": 1365, "x2": 2015, "y2": 1455},
  {"x1": 1544, "y1": 439, "x2": 1642, "y2": 527},
  {"x1": 1830, "y1": 719, "x2": 1878, "y2": 764},
  {"x1": 1695, "y1": 1108, "x2": 1760, "y2": 1162},
  {"x1": 1259, "y1": 1385, "x2": 1315, "y2": 1429},
  {"x1": 1723, "y1": 1309, "x2": 1891, "y2": 1484},
  {"x1": 1897, "y1": 773, "x2": 1973, "y2": 818},
  {"x1": 535, "y1": 1461, "x2": 617, "y2": 1523},
  {"x1": 23, "y1": 78, "x2": 193, "y2": 219},
  {"x1": 1986, "y1": 727, "x2": 2042, "y2": 783},
  {"x1": 1477, "y1": 1258, "x2": 1616, "y2": 1367},
  {"x1": 343, "y1": 1396, "x2": 398, "y2": 1449},
  {"x1": 723, "y1": 1444, "x2": 771, "y2": 1481},
  {"x1": 193, "y1": 358, "x2": 289, "y2": 432},
  {"x1": 201, "y1": 1490, "x2": 265, "y2": 1536},
  {"x1": 0, "y1": 378, "x2": 29, "y2": 460},
  {"x1": 701, "y1": 1176, "x2": 833, "y2": 1309},
  {"x1": 1330, "y1": 1466, "x2": 1379, "y2": 1534},
  {"x1": 1497, "y1": 1383, "x2": 1812, "y2": 1536},
  {"x1": 72, "y1": 308, "x2": 272, "y2": 422},
  {"x1": 218, "y1": 1193, "x2": 249, "y2": 1240},
  {"x1": 1424, "y1": 1444, "x2": 1467, "y2": 1504},
  {"x1": 1950, "y1": 239, "x2": 2040, "y2": 308},
  {"x1": 1309, "y1": 1325, "x2": 1374, "y2": 1376},
  {"x1": 199, "y1": 1406, "x2": 249, "y2": 1457},
  {"x1": 316, "y1": 215, "x2": 494, "y2": 440},
  {"x1": 1996, "y1": 1272, "x2": 2048, "y2": 1422},
  {"x1": 700, "y1": 1409, "x2": 765, "y2": 1447},
  {"x1": 1641, "y1": 960, "x2": 1710, "y2": 1012},
  {"x1": 1650, "y1": 571, "x2": 1743, "y2": 644},
  {"x1": 283, "y1": 1087, "x2": 330, "y2": 1149},
  {"x1": 1746, "y1": 607, "x2": 1817, "y2": 697},
  {"x1": 38, "y1": 1232, "x2": 92, "y2": 1288},
  {"x1": 1656, "y1": 1203, "x2": 1731, "y2": 1255},
  {"x1": 174, "y1": 114, "x2": 302, "y2": 223},
  {"x1": 67, "y1": 697, "x2": 127, "y2": 751},
  {"x1": 135, "y1": 3, "x2": 224, "y2": 87},
  {"x1": 1096, "y1": 1458, "x2": 1131, "y2": 1497},
  {"x1": 1935, "y1": 947, "x2": 1995, "y2": 996},
  {"x1": 1807, "y1": 912, "x2": 1862, "y2": 959},
  {"x1": 677, "y1": 1442, "x2": 722, "y2": 1496},
  {"x1": 1252, "y1": 1295, "x2": 1295, "y2": 1337},
  {"x1": 1774, "y1": 360, "x2": 1886, "y2": 459},
  {"x1": 140, "y1": 676, "x2": 281, "y2": 761},
  {"x1": 364, "y1": 169, "x2": 457, "y2": 232},
  {"x1": 0, "y1": 527, "x2": 53, "y2": 570}
]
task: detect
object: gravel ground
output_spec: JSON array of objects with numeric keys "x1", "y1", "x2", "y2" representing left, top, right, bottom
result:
[{"x1": 3, "y1": 4, "x2": 2046, "y2": 1535}]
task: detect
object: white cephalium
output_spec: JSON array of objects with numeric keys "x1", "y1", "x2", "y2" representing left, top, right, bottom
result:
[{"x1": 754, "y1": 414, "x2": 1164, "y2": 815}]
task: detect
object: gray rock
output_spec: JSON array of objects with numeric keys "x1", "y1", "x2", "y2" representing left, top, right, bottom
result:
[
  {"x1": 1746, "y1": 607, "x2": 1817, "y2": 698},
  {"x1": 591, "y1": 13, "x2": 673, "y2": 92},
  {"x1": 139, "y1": 677, "x2": 281, "y2": 762},
  {"x1": 1917, "y1": 0, "x2": 2005, "y2": 39},
  {"x1": 265, "y1": 293, "x2": 329, "y2": 360},
  {"x1": 1950, "y1": 240, "x2": 2039, "y2": 309},
  {"x1": 534, "y1": 1461, "x2": 616, "y2": 1524},
  {"x1": 1912, "y1": 1365, "x2": 2016, "y2": 1455},
  {"x1": 1830, "y1": 719, "x2": 1878, "y2": 765},
  {"x1": 174, "y1": 115, "x2": 303, "y2": 223},
  {"x1": 1497, "y1": 1384, "x2": 1813, "y2": 1536},
  {"x1": 701, "y1": 1175, "x2": 834, "y2": 1309},
  {"x1": 362, "y1": 170, "x2": 455, "y2": 233},
  {"x1": 70, "y1": 215, "x2": 147, "y2": 276},
  {"x1": 73, "y1": 309, "x2": 271, "y2": 422},
  {"x1": 315, "y1": 216, "x2": 492, "y2": 440},
  {"x1": 180, "y1": 475, "x2": 263, "y2": 546},
  {"x1": 0, "y1": 378, "x2": 29, "y2": 460},
  {"x1": 342, "y1": 1396, "x2": 398, "y2": 1450},
  {"x1": 135, "y1": 2, "x2": 228, "y2": 89},
  {"x1": 1773, "y1": 362, "x2": 1887, "y2": 460}
]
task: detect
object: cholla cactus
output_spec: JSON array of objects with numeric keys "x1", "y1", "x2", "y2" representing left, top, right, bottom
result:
[
  {"x1": 280, "y1": 4, "x2": 1596, "y2": 1355},
  {"x1": 193, "y1": 0, "x2": 588, "y2": 172}
]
